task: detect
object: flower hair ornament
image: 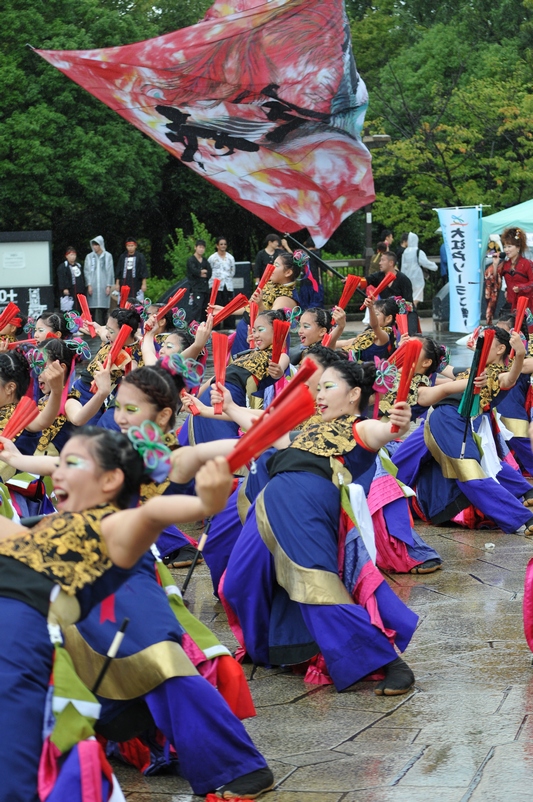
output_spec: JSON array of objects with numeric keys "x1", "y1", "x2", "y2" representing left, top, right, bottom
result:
[
  {"x1": 64, "y1": 338, "x2": 92, "y2": 362},
  {"x1": 373, "y1": 357, "x2": 398, "y2": 393},
  {"x1": 283, "y1": 306, "x2": 302, "y2": 331},
  {"x1": 293, "y1": 249, "x2": 319, "y2": 293},
  {"x1": 26, "y1": 347, "x2": 46, "y2": 377},
  {"x1": 437, "y1": 345, "x2": 451, "y2": 373},
  {"x1": 393, "y1": 296, "x2": 413, "y2": 315},
  {"x1": 159, "y1": 352, "x2": 204, "y2": 390},
  {"x1": 172, "y1": 307, "x2": 188, "y2": 329},
  {"x1": 24, "y1": 317, "x2": 36, "y2": 336},
  {"x1": 372, "y1": 357, "x2": 398, "y2": 418},
  {"x1": 64, "y1": 311, "x2": 83, "y2": 334},
  {"x1": 292, "y1": 249, "x2": 310, "y2": 270},
  {"x1": 127, "y1": 420, "x2": 172, "y2": 483},
  {"x1": 136, "y1": 298, "x2": 153, "y2": 322}
]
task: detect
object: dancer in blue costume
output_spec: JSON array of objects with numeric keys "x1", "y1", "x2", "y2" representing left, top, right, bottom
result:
[
  {"x1": 195, "y1": 344, "x2": 341, "y2": 597},
  {"x1": 180, "y1": 309, "x2": 290, "y2": 446},
  {"x1": 15, "y1": 339, "x2": 110, "y2": 457},
  {"x1": 33, "y1": 311, "x2": 69, "y2": 342},
  {"x1": 365, "y1": 336, "x2": 458, "y2": 574},
  {"x1": 290, "y1": 306, "x2": 346, "y2": 365},
  {"x1": 223, "y1": 359, "x2": 418, "y2": 695},
  {"x1": 142, "y1": 311, "x2": 213, "y2": 365},
  {"x1": 0, "y1": 427, "x2": 273, "y2": 801},
  {"x1": 393, "y1": 327, "x2": 533, "y2": 533},
  {"x1": 0, "y1": 348, "x2": 67, "y2": 450},
  {"x1": 75, "y1": 306, "x2": 143, "y2": 428},
  {"x1": 231, "y1": 250, "x2": 300, "y2": 355},
  {"x1": 491, "y1": 312, "x2": 533, "y2": 475},
  {"x1": 337, "y1": 296, "x2": 399, "y2": 361}
]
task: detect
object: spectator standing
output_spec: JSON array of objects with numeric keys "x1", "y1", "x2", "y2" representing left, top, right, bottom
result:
[
  {"x1": 368, "y1": 241, "x2": 388, "y2": 274},
  {"x1": 115, "y1": 237, "x2": 148, "y2": 301},
  {"x1": 367, "y1": 251, "x2": 418, "y2": 334},
  {"x1": 400, "y1": 232, "x2": 437, "y2": 307},
  {"x1": 57, "y1": 246, "x2": 86, "y2": 312},
  {"x1": 208, "y1": 236, "x2": 235, "y2": 307},
  {"x1": 493, "y1": 227, "x2": 533, "y2": 312},
  {"x1": 254, "y1": 233, "x2": 283, "y2": 284},
  {"x1": 380, "y1": 229, "x2": 394, "y2": 251},
  {"x1": 186, "y1": 239, "x2": 212, "y2": 322},
  {"x1": 396, "y1": 232, "x2": 409, "y2": 263},
  {"x1": 83, "y1": 235, "x2": 115, "y2": 325}
]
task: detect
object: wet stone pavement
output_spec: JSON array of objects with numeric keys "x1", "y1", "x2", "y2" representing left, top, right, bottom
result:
[
  {"x1": 116, "y1": 321, "x2": 533, "y2": 800},
  {"x1": 116, "y1": 527, "x2": 533, "y2": 802}
]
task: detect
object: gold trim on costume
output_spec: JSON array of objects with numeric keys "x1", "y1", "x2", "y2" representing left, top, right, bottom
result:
[
  {"x1": 63, "y1": 626, "x2": 198, "y2": 699},
  {"x1": 188, "y1": 413, "x2": 196, "y2": 446},
  {"x1": 256, "y1": 491, "x2": 353, "y2": 606},
  {"x1": 423, "y1": 408, "x2": 486, "y2": 481},
  {"x1": 237, "y1": 476, "x2": 251, "y2": 524},
  {"x1": 498, "y1": 415, "x2": 530, "y2": 439}
]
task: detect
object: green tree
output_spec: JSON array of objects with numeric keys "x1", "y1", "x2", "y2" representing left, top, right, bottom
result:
[{"x1": 165, "y1": 213, "x2": 216, "y2": 281}]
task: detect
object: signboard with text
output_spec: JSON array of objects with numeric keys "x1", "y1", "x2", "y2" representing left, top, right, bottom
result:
[{"x1": 435, "y1": 207, "x2": 481, "y2": 332}]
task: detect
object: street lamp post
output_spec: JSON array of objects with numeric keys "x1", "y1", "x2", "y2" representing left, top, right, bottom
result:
[{"x1": 362, "y1": 133, "x2": 391, "y2": 276}]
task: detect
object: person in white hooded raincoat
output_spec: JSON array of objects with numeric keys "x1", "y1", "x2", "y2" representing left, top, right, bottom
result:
[
  {"x1": 83, "y1": 235, "x2": 115, "y2": 324},
  {"x1": 400, "y1": 232, "x2": 437, "y2": 306}
]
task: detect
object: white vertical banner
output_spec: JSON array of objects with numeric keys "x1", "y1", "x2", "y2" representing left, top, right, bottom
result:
[{"x1": 435, "y1": 206, "x2": 482, "y2": 332}]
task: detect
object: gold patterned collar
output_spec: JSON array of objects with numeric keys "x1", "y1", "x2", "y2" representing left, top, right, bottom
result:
[
  {"x1": 232, "y1": 347, "x2": 273, "y2": 381},
  {"x1": 290, "y1": 414, "x2": 358, "y2": 457},
  {"x1": 261, "y1": 281, "x2": 296, "y2": 310}
]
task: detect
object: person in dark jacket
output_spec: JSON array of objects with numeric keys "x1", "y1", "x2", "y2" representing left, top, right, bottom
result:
[
  {"x1": 367, "y1": 252, "x2": 419, "y2": 334},
  {"x1": 57, "y1": 246, "x2": 86, "y2": 311},
  {"x1": 186, "y1": 239, "x2": 212, "y2": 322},
  {"x1": 115, "y1": 237, "x2": 148, "y2": 300}
]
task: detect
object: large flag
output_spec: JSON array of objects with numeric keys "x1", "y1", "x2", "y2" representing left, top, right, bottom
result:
[{"x1": 36, "y1": 0, "x2": 374, "y2": 247}]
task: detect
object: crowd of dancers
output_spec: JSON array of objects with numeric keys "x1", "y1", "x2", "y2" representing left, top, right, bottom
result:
[{"x1": 1, "y1": 229, "x2": 533, "y2": 801}]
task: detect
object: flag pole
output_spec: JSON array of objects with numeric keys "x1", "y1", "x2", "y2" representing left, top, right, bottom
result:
[
  {"x1": 283, "y1": 233, "x2": 347, "y2": 281},
  {"x1": 181, "y1": 518, "x2": 213, "y2": 595},
  {"x1": 91, "y1": 618, "x2": 130, "y2": 695}
]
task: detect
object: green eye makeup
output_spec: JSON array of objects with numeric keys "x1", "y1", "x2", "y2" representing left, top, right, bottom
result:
[{"x1": 65, "y1": 455, "x2": 90, "y2": 470}]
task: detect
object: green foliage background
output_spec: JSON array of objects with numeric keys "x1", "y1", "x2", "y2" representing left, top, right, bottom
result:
[{"x1": 2, "y1": 0, "x2": 533, "y2": 282}]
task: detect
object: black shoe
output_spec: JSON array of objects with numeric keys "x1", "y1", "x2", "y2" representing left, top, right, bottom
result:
[
  {"x1": 410, "y1": 559, "x2": 442, "y2": 574},
  {"x1": 163, "y1": 544, "x2": 204, "y2": 568},
  {"x1": 374, "y1": 657, "x2": 414, "y2": 697},
  {"x1": 215, "y1": 767, "x2": 274, "y2": 799}
]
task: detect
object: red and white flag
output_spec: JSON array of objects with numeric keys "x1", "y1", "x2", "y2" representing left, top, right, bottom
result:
[{"x1": 36, "y1": 0, "x2": 375, "y2": 246}]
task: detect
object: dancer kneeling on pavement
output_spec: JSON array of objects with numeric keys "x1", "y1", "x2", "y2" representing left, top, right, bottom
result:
[
  {"x1": 393, "y1": 327, "x2": 533, "y2": 533},
  {"x1": 222, "y1": 360, "x2": 418, "y2": 695},
  {"x1": 0, "y1": 428, "x2": 273, "y2": 801}
]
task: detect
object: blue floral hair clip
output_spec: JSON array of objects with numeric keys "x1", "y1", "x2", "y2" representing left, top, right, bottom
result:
[
  {"x1": 127, "y1": 420, "x2": 172, "y2": 483},
  {"x1": 172, "y1": 307, "x2": 188, "y2": 329},
  {"x1": 159, "y1": 352, "x2": 204, "y2": 390},
  {"x1": 27, "y1": 347, "x2": 46, "y2": 377},
  {"x1": 64, "y1": 338, "x2": 92, "y2": 362}
]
